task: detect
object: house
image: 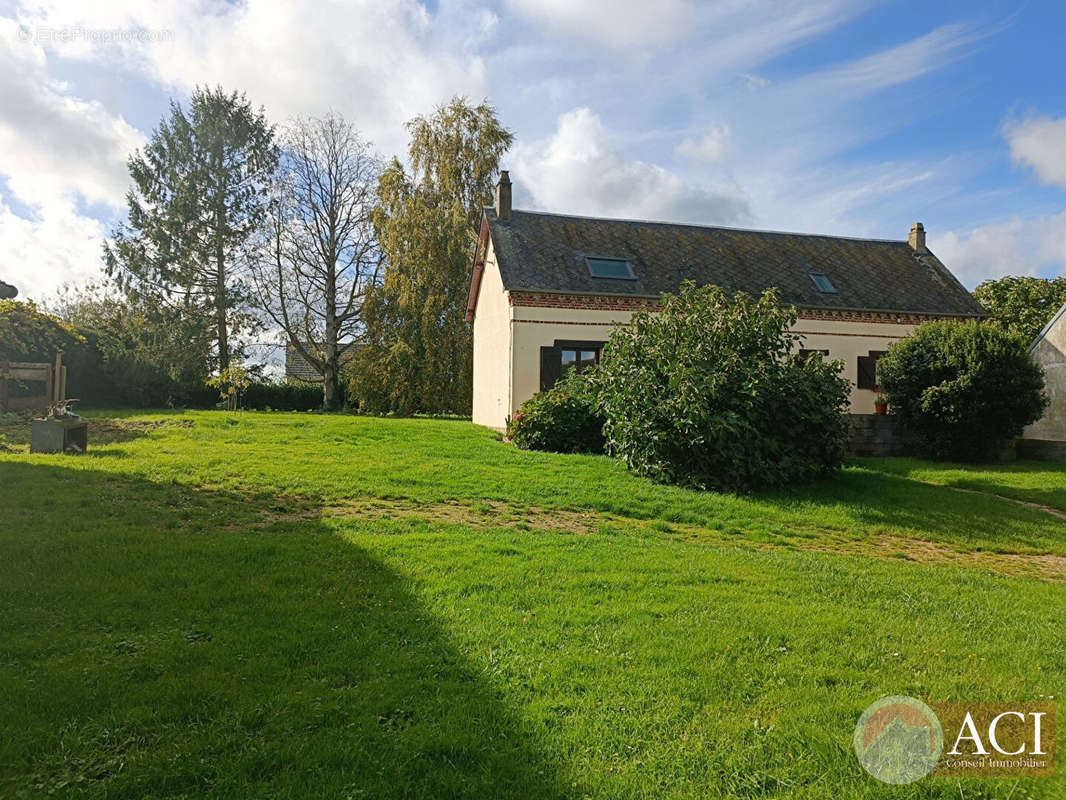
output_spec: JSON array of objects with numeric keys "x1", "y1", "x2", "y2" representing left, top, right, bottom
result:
[
  {"x1": 466, "y1": 171, "x2": 987, "y2": 430},
  {"x1": 284, "y1": 342, "x2": 358, "y2": 382},
  {"x1": 1018, "y1": 302, "x2": 1066, "y2": 460}
]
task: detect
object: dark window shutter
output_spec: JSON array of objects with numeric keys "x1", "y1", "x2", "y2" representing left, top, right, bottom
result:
[
  {"x1": 856, "y1": 356, "x2": 874, "y2": 389},
  {"x1": 540, "y1": 346, "x2": 562, "y2": 392},
  {"x1": 857, "y1": 350, "x2": 887, "y2": 390}
]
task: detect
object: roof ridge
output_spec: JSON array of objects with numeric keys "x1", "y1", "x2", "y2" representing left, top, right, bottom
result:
[{"x1": 491, "y1": 207, "x2": 909, "y2": 246}]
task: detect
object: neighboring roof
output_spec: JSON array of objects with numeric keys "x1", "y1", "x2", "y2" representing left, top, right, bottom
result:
[
  {"x1": 471, "y1": 208, "x2": 987, "y2": 317},
  {"x1": 284, "y1": 342, "x2": 358, "y2": 382},
  {"x1": 1031, "y1": 302, "x2": 1066, "y2": 352}
]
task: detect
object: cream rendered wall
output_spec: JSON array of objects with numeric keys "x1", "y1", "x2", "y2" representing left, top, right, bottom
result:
[
  {"x1": 510, "y1": 305, "x2": 638, "y2": 422},
  {"x1": 471, "y1": 241, "x2": 513, "y2": 430},
  {"x1": 791, "y1": 318, "x2": 916, "y2": 414},
  {"x1": 1023, "y1": 308, "x2": 1066, "y2": 442},
  {"x1": 505, "y1": 303, "x2": 917, "y2": 419}
]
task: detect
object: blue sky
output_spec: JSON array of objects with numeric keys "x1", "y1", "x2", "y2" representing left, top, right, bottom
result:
[{"x1": 1, "y1": 0, "x2": 1064, "y2": 300}]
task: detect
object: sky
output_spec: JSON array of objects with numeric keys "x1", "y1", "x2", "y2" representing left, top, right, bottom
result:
[{"x1": 1, "y1": 0, "x2": 1065, "y2": 302}]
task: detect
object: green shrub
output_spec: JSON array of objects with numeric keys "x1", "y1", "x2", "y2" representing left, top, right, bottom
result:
[
  {"x1": 243, "y1": 381, "x2": 326, "y2": 411},
  {"x1": 878, "y1": 320, "x2": 1047, "y2": 461},
  {"x1": 592, "y1": 283, "x2": 851, "y2": 491},
  {"x1": 508, "y1": 370, "x2": 605, "y2": 454},
  {"x1": 174, "y1": 380, "x2": 325, "y2": 411}
]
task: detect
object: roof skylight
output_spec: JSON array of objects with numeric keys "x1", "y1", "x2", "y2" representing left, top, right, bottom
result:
[
  {"x1": 585, "y1": 257, "x2": 636, "y2": 279},
  {"x1": 809, "y1": 272, "x2": 838, "y2": 293}
]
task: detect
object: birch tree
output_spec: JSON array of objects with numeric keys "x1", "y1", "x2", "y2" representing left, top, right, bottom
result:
[{"x1": 351, "y1": 97, "x2": 512, "y2": 414}]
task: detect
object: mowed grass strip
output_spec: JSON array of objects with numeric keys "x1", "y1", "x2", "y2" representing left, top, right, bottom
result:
[{"x1": 1, "y1": 411, "x2": 1064, "y2": 799}]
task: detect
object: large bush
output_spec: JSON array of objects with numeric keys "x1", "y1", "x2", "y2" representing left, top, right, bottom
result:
[
  {"x1": 593, "y1": 284, "x2": 851, "y2": 491},
  {"x1": 878, "y1": 320, "x2": 1047, "y2": 461},
  {"x1": 508, "y1": 370, "x2": 604, "y2": 454}
]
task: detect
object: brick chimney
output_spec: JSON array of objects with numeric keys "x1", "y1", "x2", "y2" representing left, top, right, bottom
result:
[
  {"x1": 495, "y1": 171, "x2": 511, "y2": 220},
  {"x1": 908, "y1": 222, "x2": 927, "y2": 253}
]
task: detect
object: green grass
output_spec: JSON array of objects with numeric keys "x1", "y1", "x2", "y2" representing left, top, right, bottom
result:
[
  {"x1": 855, "y1": 455, "x2": 1066, "y2": 514},
  {"x1": 1, "y1": 411, "x2": 1064, "y2": 798}
]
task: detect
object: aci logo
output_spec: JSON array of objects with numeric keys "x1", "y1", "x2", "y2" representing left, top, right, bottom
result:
[
  {"x1": 853, "y1": 696, "x2": 943, "y2": 784},
  {"x1": 854, "y1": 696, "x2": 1057, "y2": 783}
]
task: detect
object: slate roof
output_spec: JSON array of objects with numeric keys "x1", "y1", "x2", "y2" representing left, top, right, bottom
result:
[{"x1": 481, "y1": 208, "x2": 986, "y2": 316}]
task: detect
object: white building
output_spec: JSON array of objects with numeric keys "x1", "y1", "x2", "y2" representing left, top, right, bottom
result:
[
  {"x1": 1020, "y1": 302, "x2": 1066, "y2": 457},
  {"x1": 466, "y1": 172, "x2": 987, "y2": 431}
]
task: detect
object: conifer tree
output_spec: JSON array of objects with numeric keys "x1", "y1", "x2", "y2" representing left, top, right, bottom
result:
[{"x1": 105, "y1": 86, "x2": 278, "y2": 373}]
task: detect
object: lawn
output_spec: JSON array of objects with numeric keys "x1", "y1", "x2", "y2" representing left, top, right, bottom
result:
[{"x1": 1, "y1": 411, "x2": 1064, "y2": 799}]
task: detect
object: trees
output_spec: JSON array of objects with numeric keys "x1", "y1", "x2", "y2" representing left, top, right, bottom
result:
[
  {"x1": 251, "y1": 113, "x2": 381, "y2": 410},
  {"x1": 878, "y1": 321, "x2": 1047, "y2": 461},
  {"x1": 973, "y1": 276, "x2": 1066, "y2": 344},
  {"x1": 592, "y1": 284, "x2": 852, "y2": 491},
  {"x1": 105, "y1": 86, "x2": 278, "y2": 374},
  {"x1": 349, "y1": 97, "x2": 513, "y2": 415},
  {"x1": 0, "y1": 299, "x2": 83, "y2": 363},
  {"x1": 51, "y1": 283, "x2": 209, "y2": 406}
]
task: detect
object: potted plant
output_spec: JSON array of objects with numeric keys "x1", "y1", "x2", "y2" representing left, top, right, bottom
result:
[{"x1": 874, "y1": 392, "x2": 888, "y2": 415}]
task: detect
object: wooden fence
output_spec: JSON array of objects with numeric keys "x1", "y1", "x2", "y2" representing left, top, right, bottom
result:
[{"x1": 0, "y1": 358, "x2": 64, "y2": 413}]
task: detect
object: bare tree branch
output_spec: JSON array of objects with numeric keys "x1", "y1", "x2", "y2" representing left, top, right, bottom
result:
[{"x1": 250, "y1": 112, "x2": 382, "y2": 409}]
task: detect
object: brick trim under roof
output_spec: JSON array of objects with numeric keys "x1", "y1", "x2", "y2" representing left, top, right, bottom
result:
[
  {"x1": 506, "y1": 290, "x2": 981, "y2": 324},
  {"x1": 467, "y1": 207, "x2": 987, "y2": 321}
]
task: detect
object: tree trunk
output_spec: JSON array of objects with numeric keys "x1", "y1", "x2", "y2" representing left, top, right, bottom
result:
[
  {"x1": 323, "y1": 360, "x2": 339, "y2": 411},
  {"x1": 216, "y1": 288, "x2": 229, "y2": 372},
  {"x1": 323, "y1": 239, "x2": 339, "y2": 409},
  {"x1": 214, "y1": 152, "x2": 230, "y2": 373}
]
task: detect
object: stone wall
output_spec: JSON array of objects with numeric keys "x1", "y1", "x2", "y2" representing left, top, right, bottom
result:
[
  {"x1": 1017, "y1": 438, "x2": 1066, "y2": 462},
  {"x1": 848, "y1": 414, "x2": 906, "y2": 457}
]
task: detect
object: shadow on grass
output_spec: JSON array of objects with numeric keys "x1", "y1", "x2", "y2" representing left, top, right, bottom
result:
[
  {"x1": 0, "y1": 461, "x2": 570, "y2": 799},
  {"x1": 851, "y1": 457, "x2": 1066, "y2": 515},
  {"x1": 754, "y1": 467, "x2": 1066, "y2": 555}
]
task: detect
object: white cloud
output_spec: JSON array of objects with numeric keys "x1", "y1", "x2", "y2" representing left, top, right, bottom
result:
[
  {"x1": 504, "y1": 0, "x2": 697, "y2": 50},
  {"x1": 0, "y1": 194, "x2": 108, "y2": 301},
  {"x1": 13, "y1": 0, "x2": 489, "y2": 158},
  {"x1": 676, "y1": 125, "x2": 731, "y2": 164},
  {"x1": 1005, "y1": 116, "x2": 1066, "y2": 190},
  {"x1": 0, "y1": 20, "x2": 142, "y2": 209},
  {"x1": 802, "y1": 21, "x2": 991, "y2": 95},
  {"x1": 512, "y1": 108, "x2": 750, "y2": 225},
  {"x1": 931, "y1": 213, "x2": 1066, "y2": 287},
  {"x1": 1, "y1": 0, "x2": 489, "y2": 300},
  {"x1": 0, "y1": 21, "x2": 144, "y2": 301}
]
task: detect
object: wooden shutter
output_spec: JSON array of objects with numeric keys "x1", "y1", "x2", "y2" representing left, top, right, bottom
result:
[
  {"x1": 540, "y1": 346, "x2": 561, "y2": 392},
  {"x1": 856, "y1": 350, "x2": 887, "y2": 390}
]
